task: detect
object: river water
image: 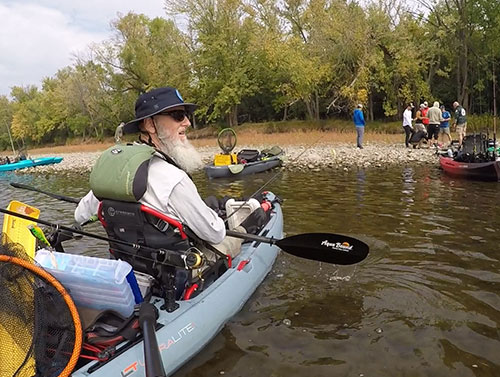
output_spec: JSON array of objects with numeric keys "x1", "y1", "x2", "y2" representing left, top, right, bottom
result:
[{"x1": 0, "y1": 165, "x2": 499, "y2": 377}]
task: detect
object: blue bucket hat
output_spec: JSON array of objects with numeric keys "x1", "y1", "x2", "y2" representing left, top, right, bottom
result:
[{"x1": 123, "y1": 87, "x2": 197, "y2": 134}]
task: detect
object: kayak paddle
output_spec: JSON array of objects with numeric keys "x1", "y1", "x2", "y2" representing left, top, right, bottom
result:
[
  {"x1": 8, "y1": 185, "x2": 370, "y2": 265},
  {"x1": 226, "y1": 230, "x2": 369, "y2": 265}
]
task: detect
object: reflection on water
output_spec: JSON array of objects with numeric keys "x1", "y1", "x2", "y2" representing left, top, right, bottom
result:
[{"x1": 1, "y1": 165, "x2": 499, "y2": 376}]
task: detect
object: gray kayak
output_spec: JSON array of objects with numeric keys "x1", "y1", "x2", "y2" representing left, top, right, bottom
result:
[
  {"x1": 204, "y1": 155, "x2": 282, "y2": 179},
  {"x1": 71, "y1": 192, "x2": 283, "y2": 377}
]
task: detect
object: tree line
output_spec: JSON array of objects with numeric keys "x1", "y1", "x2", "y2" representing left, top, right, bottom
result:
[{"x1": 1, "y1": 0, "x2": 499, "y2": 149}]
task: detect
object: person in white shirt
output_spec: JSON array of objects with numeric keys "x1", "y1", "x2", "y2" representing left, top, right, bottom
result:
[
  {"x1": 75, "y1": 87, "x2": 266, "y2": 258},
  {"x1": 402, "y1": 103, "x2": 414, "y2": 148},
  {"x1": 426, "y1": 101, "x2": 442, "y2": 148}
]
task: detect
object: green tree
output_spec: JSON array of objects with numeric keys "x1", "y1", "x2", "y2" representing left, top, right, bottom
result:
[
  {"x1": 168, "y1": 0, "x2": 267, "y2": 126},
  {"x1": 0, "y1": 96, "x2": 15, "y2": 151}
]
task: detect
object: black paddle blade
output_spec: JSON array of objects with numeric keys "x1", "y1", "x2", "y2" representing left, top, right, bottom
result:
[{"x1": 276, "y1": 233, "x2": 369, "y2": 265}]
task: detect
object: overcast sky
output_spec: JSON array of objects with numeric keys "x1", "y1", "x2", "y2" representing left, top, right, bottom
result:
[{"x1": 0, "y1": 0, "x2": 168, "y2": 97}]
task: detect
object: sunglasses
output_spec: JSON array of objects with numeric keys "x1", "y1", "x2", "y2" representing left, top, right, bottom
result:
[{"x1": 157, "y1": 110, "x2": 189, "y2": 122}]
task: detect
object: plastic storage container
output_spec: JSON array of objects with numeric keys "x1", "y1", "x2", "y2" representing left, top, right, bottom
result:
[
  {"x1": 225, "y1": 198, "x2": 260, "y2": 230},
  {"x1": 35, "y1": 249, "x2": 142, "y2": 317},
  {"x1": 134, "y1": 271, "x2": 155, "y2": 298}
]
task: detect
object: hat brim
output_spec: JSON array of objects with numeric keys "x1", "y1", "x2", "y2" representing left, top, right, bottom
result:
[{"x1": 123, "y1": 103, "x2": 198, "y2": 134}]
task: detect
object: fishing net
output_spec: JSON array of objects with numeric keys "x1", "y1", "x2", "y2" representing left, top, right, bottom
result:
[
  {"x1": 217, "y1": 128, "x2": 237, "y2": 153},
  {"x1": 0, "y1": 234, "x2": 82, "y2": 377}
]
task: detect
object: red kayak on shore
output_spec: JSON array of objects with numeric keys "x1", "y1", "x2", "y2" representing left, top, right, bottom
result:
[{"x1": 439, "y1": 156, "x2": 500, "y2": 181}]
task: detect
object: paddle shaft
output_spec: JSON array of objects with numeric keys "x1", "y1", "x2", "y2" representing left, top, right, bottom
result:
[
  {"x1": 226, "y1": 229, "x2": 277, "y2": 245},
  {"x1": 10, "y1": 182, "x2": 80, "y2": 204}
]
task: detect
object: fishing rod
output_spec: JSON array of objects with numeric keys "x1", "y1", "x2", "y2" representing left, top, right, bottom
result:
[
  {"x1": 1, "y1": 194, "x2": 369, "y2": 265},
  {"x1": 11, "y1": 132, "x2": 325, "y2": 228},
  {"x1": 224, "y1": 134, "x2": 326, "y2": 225},
  {"x1": 0, "y1": 207, "x2": 202, "y2": 270},
  {"x1": 4, "y1": 120, "x2": 16, "y2": 156},
  {"x1": 10, "y1": 182, "x2": 80, "y2": 204},
  {"x1": 493, "y1": 59, "x2": 497, "y2": 160}
]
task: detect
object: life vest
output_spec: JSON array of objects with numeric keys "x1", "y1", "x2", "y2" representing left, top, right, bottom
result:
[
  {"x1": 455, "y1": 106, "x2": 467, "y2": 124},
  {"x1": 90, "y1": 143, "x2": 155, "y2": 202}
]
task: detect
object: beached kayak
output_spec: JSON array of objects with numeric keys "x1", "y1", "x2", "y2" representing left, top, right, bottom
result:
[
  {"x1": 0, "y1": 157, "x2": 63, "y2": 172},
  {"x1": 439, "y1": 156, "x2": 500, "y2": 181},
  {"x1": 205, "y1": 155, "x2": 282, "y2": 179},
  {"x1": 71, "y1": 191, "x2": 283, "y2": 377}
]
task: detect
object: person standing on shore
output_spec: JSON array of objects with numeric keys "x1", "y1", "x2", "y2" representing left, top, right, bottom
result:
[
  {"x1": 427, "y1": 101, "x2": 441, "y2": 148},
  {"x1": 402, "y1": 103, "x2": 414, "y2": 148},
  {"x1": 414, "y1": 104, "x2": 426, "y2": 131},
  {"x1": 353, "y1": 104, "x2": 365, "y2": 149},
  {"x1": 422, "y1": 101, "x2": 430, "y2": 132},
  {"x1": 452, "y1": 101, "x2": 467, "y2": 145},
  {"x1": 438, "y1": 105, "x2": 452, "y2": 147}
]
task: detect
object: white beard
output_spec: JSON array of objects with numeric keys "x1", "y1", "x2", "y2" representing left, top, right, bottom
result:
[{"x1": 157, "y1": 131, "x2": 203, "y2": 173}]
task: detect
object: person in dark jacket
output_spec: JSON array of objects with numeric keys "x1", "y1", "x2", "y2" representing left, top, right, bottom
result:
[
  {"x1": 452, "y1": 101, "x2": 467, "y2": 145},
  {"x1": 353, "y1": 104, "x2": 365, "y2": 149}
]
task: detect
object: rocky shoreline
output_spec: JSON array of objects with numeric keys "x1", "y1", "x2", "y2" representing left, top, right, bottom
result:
[{"x1": 16, "y1": 143, "x2": 441, "y2": 175}]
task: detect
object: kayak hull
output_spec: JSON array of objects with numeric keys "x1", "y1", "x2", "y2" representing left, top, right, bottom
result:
[
  {"x1": 71, "y1": 192, "x2": 283, "y2": 377},
  {"x1": 439, "y1": 156, "x2": 500, "y2": 181},
  {"x1": 204, "y1": 156, "x2": 282, "y2": 179},
  {"x1": 0, "y1": 157, "x2": 63, "y2": 172}
]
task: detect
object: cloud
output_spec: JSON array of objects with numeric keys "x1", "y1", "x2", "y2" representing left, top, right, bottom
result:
[{"x1": 0, "y1": 0, "x2": 167, "y2": 96}]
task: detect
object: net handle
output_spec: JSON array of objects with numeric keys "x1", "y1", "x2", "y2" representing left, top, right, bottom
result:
[{"x1": 0, "y1": 255, "x2": 82, "y2": 377}]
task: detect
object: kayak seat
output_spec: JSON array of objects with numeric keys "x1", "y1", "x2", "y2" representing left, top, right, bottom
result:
[
  {"x1": 97, "y1": 200, "x2": 194, "y2": 312},
  {"x1": 237, "y1": 149, "x2": 260, "y2": 163}
]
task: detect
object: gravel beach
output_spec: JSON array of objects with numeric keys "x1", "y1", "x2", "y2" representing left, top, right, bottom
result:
[{"x1": 17, "y1": 142, "x2": 441, "y2": 175}]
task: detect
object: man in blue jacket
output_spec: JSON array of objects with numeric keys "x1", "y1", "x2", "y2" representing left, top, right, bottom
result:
[{"x1": 353, "y1": 104, "x2": 366, "y2": 149}]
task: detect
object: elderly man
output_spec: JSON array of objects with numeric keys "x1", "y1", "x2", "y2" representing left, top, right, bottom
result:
[{"x1": 75, "y1": 87, "x2": 265, "y2": 257}]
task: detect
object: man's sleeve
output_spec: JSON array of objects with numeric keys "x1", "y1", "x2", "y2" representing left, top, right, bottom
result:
[
  {"x1": 75, "y1": 190, "x2": 100, "y2": 224},
  {"x1": 169, "y1": 177, "x2": 226, "y2": 244}
]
